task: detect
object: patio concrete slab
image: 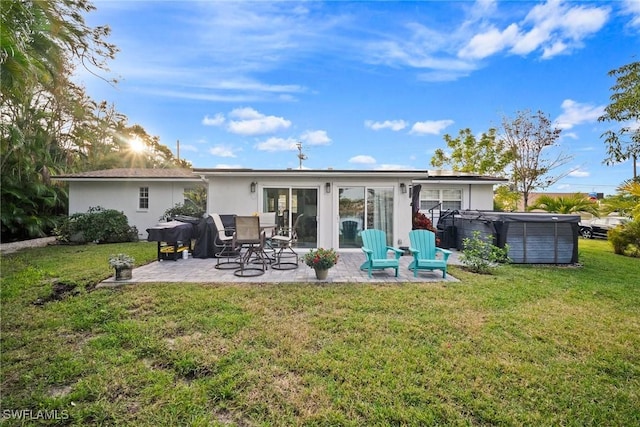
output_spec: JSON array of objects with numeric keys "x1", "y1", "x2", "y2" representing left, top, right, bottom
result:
[{"x1": 99, "y1": 250, "x2": 462, "y2": 287}]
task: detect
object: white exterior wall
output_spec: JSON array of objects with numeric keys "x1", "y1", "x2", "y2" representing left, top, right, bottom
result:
[
  {"x1": 206, "y1": 175, "x2": 414, "y2": 249},
  {"x1": 68, "y1": 181, "x2": 191, "y2": 238},
  {"x1": 467, "y1": 184, "x2": 495, "y2": 210},
  {"x1": 66, "y1": 174, "x2": 499, "y2": 247}
]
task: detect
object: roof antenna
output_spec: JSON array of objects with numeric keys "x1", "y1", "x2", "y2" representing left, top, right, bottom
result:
[{"x1": 296, "y1": 142, "x2": 307, "y2": 170}]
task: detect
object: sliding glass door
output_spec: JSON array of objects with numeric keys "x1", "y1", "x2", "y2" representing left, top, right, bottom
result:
[
  {"x1": 262, "y1": 187, "x2": 317, "y2": 248},
  {"x1": 338, "y1": 186, "x2": 393, "y2": 248}
]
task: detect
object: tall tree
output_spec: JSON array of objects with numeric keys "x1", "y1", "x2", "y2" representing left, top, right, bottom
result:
[
  {"x1": 1, "y1": 0, "x2": 117, "y2": 239},
  {"x1": 598, "y1": 61, "x2": 640, "y2": 179},
  {"x1": 493, "y1": 185, "x2": 522, "y2": 212},
  {"x1": 430, "y1": 128, "x2": 514, "y2": 176},
  {"x1": 501, "y1": 110, "x2": 571, "y2": 210},
  {"x1": 1, "y1": 0, "x2": 188, "y2": 240},
  {"x1": 1, "y1": 0, "x2": 117, "y2": 105}
]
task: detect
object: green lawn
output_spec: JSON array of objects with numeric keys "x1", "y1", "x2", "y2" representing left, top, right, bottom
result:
[{"x1": 1, "y1": 240, "x2": 638, "y2": 426}]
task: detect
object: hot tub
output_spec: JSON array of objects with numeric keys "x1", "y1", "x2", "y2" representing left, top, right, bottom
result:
[{"x1": 455, "y1": 211, "x2": 580, "y2": 264}]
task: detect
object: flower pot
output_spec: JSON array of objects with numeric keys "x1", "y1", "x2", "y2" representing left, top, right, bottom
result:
[
  {"x1": 314, "y1": 268, "x2": 329, "y2": 280},
  {"x1": 115, "y1": 267, "x2": 132, "y2": 281}
]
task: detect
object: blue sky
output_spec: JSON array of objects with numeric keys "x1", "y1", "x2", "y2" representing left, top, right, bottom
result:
[{"x1": 77, "y1": 0, "x2": 640, "y2": 195}]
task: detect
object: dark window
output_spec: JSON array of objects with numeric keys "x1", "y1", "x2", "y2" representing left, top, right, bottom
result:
[{"x1": 139, "y1": 187, "x2": 149, "y2": 209}]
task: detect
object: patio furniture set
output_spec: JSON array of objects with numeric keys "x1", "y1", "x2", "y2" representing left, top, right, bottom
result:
[
  {"x1": 211, "y1": 213, "x2": 301, "y2": 277},
  {"x1": 147, "y1": 216, "x2": 452, "y2": 279},
  {"x1": 360, "y1": 229, "x2": 452, "y2": 278}
]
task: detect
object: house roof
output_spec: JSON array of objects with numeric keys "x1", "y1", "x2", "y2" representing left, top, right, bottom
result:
[
  {"x1": 193, "y1": 168, "x2": 507, "y2": 183},
  {"x1": 193, "y1": 168, "x2": 427, "y2": 179},
  {"x1": 53, "y1": 168, "x2": 202, "y2": 182},
  {"x1": 53, "y1": 167, "x2": 507, "y2": 185}
]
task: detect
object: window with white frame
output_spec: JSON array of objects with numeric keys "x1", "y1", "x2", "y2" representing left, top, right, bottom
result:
[
  {"x1": 420, "y1": 188, "x2": 462, "y2": 211},
  {"x1": 139, "y1": 187, "x2": 149, "y2": 209}
]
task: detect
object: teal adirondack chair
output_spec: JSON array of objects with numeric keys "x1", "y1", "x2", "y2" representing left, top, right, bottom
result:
[
  {"x1": 360, "y1": 229, "x2": 404, "y2": 278},
  {"x1": 408, "y1": 229, "x2": 452, "y2": 278}
]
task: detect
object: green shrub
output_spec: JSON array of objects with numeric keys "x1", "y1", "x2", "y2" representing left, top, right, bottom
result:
[
  {"x1": 608, "y1": 218, "x2": 640, "y2": 257},
  {"x1": 55, "y1": 206, "x2": 138, "y2": 244},
  {"x1": 460, "y1": 231, "x2": 510, "y2": 274},
  {"x1": 162, "y1": 202, "x2": 204, "y2": 221}
]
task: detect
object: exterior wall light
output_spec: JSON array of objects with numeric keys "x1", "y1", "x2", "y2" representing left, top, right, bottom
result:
[
  {"x1": 400, "y1": 183, "x2": 407, "y2": 193},
  {"x1": 250, "y1": 181, "x2": 257, "y2": 193},
  {"x1": 325, "y1": 182, "x2": 331, "y2": 193}
]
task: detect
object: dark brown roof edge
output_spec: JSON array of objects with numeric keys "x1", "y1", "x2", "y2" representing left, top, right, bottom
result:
[{"x1": 53, "y1": 168, "x2": 198, "y2": 180}]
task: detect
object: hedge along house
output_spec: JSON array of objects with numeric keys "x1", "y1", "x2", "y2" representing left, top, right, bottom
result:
[
  {"x1": 53, "y1": 168, "x2": 203, "y2": 239},
  {"x1": 194, "y1": 168, "x2": 507, "y2": 250}
]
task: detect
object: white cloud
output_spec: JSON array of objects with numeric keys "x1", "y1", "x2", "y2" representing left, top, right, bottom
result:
[
  {"x1": 410, "y1": 120, "x2": 454, "y2": 135},
  {"x1": 209, "y1": 145, "x2": 237, "y2": 158},
  {"x1": 349, "y1": 155, "x2": 376, "y2": 164},
  {"x1": 365, "y1": 35, "x2": 476, "y2": 77},
  {"x1": 568, "y1": 168, "x2": 590, "y2": 178},
  {"x1": 229, "y1": 107, "x2": 264, "y2": 120},
  {"x1": 562, "y1": 132, "x2": 579, "y2": 140},
  {"x1": 514, "y1": 0, "x2": 610, "y2": 58},
  {"x1": 256, "y1": 137, "x2": 298, "y2": 152},
  {"x1": 555, "y1": 99, "x2": 605, "y2": 130},
  {"x1": 364, "y1": 120, "x2": 408, "y2": 131},
  {"x1": 562, "y1": 3, "x2": 612, "y2": 39},
  {"x1": 623, "y1": 0, "x2": 640, "y2": 27},
  {"x1": 458, "y1": 0, "x2": 610, "y2": 60},
  {"x1": 202, "y1": 113, "x2": 225, "y2": 126},
  {"x1": 459, "y1": 24, "x2": 519, "y2": 60},
  {"x1": 145, "y1": 89, "x2": 259, "y2": 103},
  {"x1": 212, "y1": 79, "x2": 305, "y2": 94},
  {"x1": 510, "y1": 26, "x2": 546, "y2": 56},
  {"x1": 227, "y1": 108, "x2": 291, "y2": 135},
  {"x1": 541, "y1": 41, "x2": 568, "y2": 59},
  {"x1": 301, "y1": 130, "x2": 332, "y2": 146}
]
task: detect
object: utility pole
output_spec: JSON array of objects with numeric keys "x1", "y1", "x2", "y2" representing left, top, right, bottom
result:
[
  {"x1": 296, "y1": 142, "x2": 307, "y2": 170},
  {"x1": 177, "y1": 139, "x2": 180, "y2": 162}
]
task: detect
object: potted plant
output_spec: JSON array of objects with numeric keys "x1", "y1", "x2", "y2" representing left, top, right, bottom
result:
[
  {"x1": 109, "y1": 253, "x2": 135, "y2": 280},
  {"x1": 303, "y1": 248, "x2": 339, "y2": 280}
]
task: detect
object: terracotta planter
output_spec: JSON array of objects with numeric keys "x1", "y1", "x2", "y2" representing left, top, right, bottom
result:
[
  {"x1": 314, "y1": 268, "x2": 329, "y2": 280},
  {"x1": 115, "y1": 267, "x2": 132, "y2": 281}
]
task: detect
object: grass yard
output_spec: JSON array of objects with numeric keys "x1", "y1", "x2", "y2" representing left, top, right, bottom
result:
[{"x1": 1, "y1": 239, "x2": 639, "y2": 426}]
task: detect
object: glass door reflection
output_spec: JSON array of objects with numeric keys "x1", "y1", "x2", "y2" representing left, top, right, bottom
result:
[
  {"x1": 339, "y1": 187, "x2": 365, "y2": 248},
  {"x1": 338, "y1": 186, "x2": 393, "y2": 248},
  {"x1": 263, "y1": 187, "x2": 317, "y2": 248}
]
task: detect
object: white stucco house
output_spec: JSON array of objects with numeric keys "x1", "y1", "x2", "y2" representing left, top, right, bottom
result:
[
  {"x1": 55, "y1": 168, "x2": 506, "y2": 248},
  {"x1": 53, "y1": 168, "x2": 203, "y2": 238}
]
